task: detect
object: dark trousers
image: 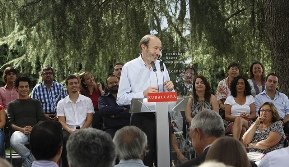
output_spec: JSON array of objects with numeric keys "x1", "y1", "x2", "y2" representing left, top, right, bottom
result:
[
  {"x1": 61, "y1": 130, "x2": 70, "y2": 167},
  {"x1": 92, "y1": 111, "x2": 103, "y2": 130},
  {"x1": 131, "y1": 113, "x2": 156, "y2": 167}
]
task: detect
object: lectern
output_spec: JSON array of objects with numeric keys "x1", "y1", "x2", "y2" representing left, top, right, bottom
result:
[{"x1": 130, "y1": 92, "x2": 189, "y2": 167}]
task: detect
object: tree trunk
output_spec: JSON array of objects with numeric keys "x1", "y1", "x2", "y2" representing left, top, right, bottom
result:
[{"x1": 264, "y1": 0, "x2": 289, "y2": 95}]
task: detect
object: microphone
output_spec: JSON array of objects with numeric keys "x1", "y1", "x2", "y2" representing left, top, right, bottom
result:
[
  {"x1": 151, "y1": 61, "x2": 159, "y2": 90},
  {"x1": 151, "y1": 61, "x2": 157, "y2": 72},
  {"x1": 158, "y1": 59, "x2": 165, "y2": 91},
  {"x1": 160, "y1": 60, "x2": 164, "y2": 72}
]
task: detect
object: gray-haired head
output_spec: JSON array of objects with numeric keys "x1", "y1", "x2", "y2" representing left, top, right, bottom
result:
[
  {"x1": 190, "y1": 110, "x2": 225, "y2": 137},
  {"x1": 66, "y1": 128, "x2": 115, "y2": 167},
  {"x1": 113, "y1": 126, "x2": 147, "y2": 160},
  {"x1": 138, "y1": 35, "x2": 159, "y2": 50}
]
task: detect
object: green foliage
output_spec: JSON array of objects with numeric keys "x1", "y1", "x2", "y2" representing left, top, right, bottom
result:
[{"x1": 0, "y1": 0, "x2": 272, "y2": 90}]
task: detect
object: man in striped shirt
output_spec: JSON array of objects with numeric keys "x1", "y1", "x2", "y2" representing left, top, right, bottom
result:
[{"x1": 31, "y1": 67, "x2": 67, "y2": 119}]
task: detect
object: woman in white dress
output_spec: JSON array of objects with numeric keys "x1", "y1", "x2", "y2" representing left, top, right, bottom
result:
[{"x1": 225, "y1": 76, "x2": 256, "y2": 140}]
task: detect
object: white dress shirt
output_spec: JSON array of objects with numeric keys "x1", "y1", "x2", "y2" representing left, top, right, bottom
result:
[
  {"x1": 57, "y1": 94, "x2": 94, "y2": 129},
  {"x1": 117, "y1": 56, "x2": 171, "y2": 105},
  {"x1": 258, "y1": 147, "x2": 289, "y2": 167}
]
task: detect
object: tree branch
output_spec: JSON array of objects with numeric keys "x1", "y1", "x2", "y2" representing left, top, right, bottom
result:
[{"x1": 225, "y1": 8, "x2": 247, "y2": 21}]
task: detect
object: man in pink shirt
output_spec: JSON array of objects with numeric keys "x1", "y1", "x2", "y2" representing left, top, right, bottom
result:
[{"x1": 0, "y1": 67, "x2": 19, "y2": 109}]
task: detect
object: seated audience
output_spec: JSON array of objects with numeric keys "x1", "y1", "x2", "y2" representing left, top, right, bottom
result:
[
  {"x1": 99, "y1": 75, "x2": 130, "y2": 138},
  {"x1": 113, "y1": 63, "x2": 123, "y2": 79},
  {"x1": 205, "y1": 136, "x2": 251, "y2": 167},
  {"x1": 185, "y1": 75, "x2": 219, "y2": 124},
  {"x1": 178, "y1": 110, "x2": 225, "y2": 167},
  {"x1": 216, "y1": 62, "x2": 240, "y2": 111},
  {"x1": 7, "y1": 76, "x2": 47, "y2": 167},
  {"x1": 255, "y1": 73, "x2": 289, "y2": 123},
  {"x1": 80, "y1": 72, "x2": 104, "y2": 129},
  {"x1": 30, "y1": 120, "x2": 63, "y2": 167},
  {"x1": 31, "y1": 67, "x2": 67, "y2": 120},
  {"x1": 243, "y1": 102, "x2": 285, "y2": 154},
  {"x1": 66, "y1": 128, "x2": 115, "y2": 167},
  {"x1": 113, "y1": 126, "x2": 147, "y2": 167},
  {"x1": 0, "y1": 66, "x2": 18, "y2": 109},
  {"x1": 224, "y1": 76, "x2": 256, "y2": 140},
  {"x1": 57, "y1": 75, "x2": 94, "y2": 167},
  {"x1": 247, "y1": 62, "x2": 265, "y2": 97},
  {"x1": 258, "y1": 145, "x2": 289, "y2": 167}
]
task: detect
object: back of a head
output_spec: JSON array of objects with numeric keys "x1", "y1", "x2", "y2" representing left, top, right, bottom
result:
[
  {"x1": 190, "y1": 110, "x2": 225, "y2": 137},
  {"x1": 67, "y1": 128, "x2": 115, "y2": 167},
  {"x1": 206, "y1": 136, "x2": 250, "y2": 167},
  {"x1": 30, "y1": 120, "x2": 63, "y2": 160},
  {"x1": 113, "y1": 126, "x2": 147, "y2": 160}
]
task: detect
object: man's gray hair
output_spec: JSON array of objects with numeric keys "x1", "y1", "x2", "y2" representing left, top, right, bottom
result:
[
  {"x1": 66, "y1": 128, "x2": 115, "y2": 167},
  {"x1": 138, "y1": 34, "x2": 157, "y2": 50},
  {"x1": 113, "y1": 126, "x2": 147, "y2": 160},
  {"x1": 190, "y1": 110, "x2": 225, "y2": 137}
]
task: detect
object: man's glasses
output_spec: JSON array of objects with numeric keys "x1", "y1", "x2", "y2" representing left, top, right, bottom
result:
[{"x1": 114, "y1": 68, "x2": 122, "y2": 71}]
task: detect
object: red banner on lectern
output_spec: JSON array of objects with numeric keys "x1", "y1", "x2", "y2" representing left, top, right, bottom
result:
[{"x1": 147, "y1": 92, "x2": 177, "y2": 102}]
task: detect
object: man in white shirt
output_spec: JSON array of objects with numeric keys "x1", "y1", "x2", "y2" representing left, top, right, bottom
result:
[
  {"x1": 117, "y1": 35, "x2": 174, "y2": 166},
  {"x1": 57, "y1": 75, "x2": 94, "y2": 167},
  {"x1": 258, "y1": 147, "x2": 289, "y2": 167}
]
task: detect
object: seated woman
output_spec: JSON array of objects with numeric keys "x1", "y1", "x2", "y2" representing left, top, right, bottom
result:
[
  {"x1": 247, "y1": 61, "x2": 266, "y2": 97},
  {"x1": 185, "y1": 75, "x2": 219, "y2": 124},
  {"x1": 80, "y1": 72, "x2": 105, "y2": 129},
  {"x1": 224, "y1": 76, "x2": 256, "y2": 140},
  {"x1": 243, "y1": 102, "x2": 285, "y2": 154},
  {"x1": 216, "y1": 62, "x2": 240, "y2": 111}
]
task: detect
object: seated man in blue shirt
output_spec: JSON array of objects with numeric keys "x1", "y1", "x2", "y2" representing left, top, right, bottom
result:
[
  {"x1": 255, "y1": 73, "x2": 289, "y2": 123},
  {"x1": 99, "y1": 74, "x2": 130, "y2": 137}
]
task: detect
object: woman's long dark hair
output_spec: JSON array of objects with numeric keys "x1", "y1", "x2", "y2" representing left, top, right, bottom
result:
[
  {"x1": 192, "y1": 75, "x2": 211, "y2": 102},
  {"x1": 230, "y1": 76, "x2": 251, "y2": 97}
]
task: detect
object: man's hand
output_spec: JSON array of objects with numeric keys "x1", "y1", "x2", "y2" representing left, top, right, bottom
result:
[
  {"x1": 164, "y1": 81, "x2": 174, "y2": 91},
  {"x1": 143, "y1": 87, "x2": 159, "y2": 97}
]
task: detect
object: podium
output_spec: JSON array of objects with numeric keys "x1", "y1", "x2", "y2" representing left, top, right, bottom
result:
[{"x1": 130, "y1": 92, "x2": 189, "y2": 167}]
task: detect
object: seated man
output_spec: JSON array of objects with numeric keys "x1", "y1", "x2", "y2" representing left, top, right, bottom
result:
[
  {"x1": 113, "y1": 126, "x2": 147, "y2": 167},
  {"x1": 255, "y1": 73, "x2": 289, "y2": 123},
  {"x1": 258, "y1": 145, "x2": 289, "y2": 167},
  {"x1": 99, "y1": 75, "x2": 130, "y2": 137},
  {"x1": 7, "y1": 76, "x2": 46, "y2": 167},
  {"x1": 57, "y1": 75, "x2": 94, "y2": 167},
  {"x1": 66, "y1": 128, "x2": 116, "y2": 167},
  {"x1": 30, "y1": 120, "x2": 63, "y2": 167},
  {"x1": 178, "y1": 110, "x2": 225, "y2": 167}
]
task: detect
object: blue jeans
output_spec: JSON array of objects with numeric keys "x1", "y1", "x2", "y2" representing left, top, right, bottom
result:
[
  {"x1": 0, "y1": 129, "x2": 4, "y2": 157},
  {"x1": 10, "y1": 131, "x2": 35, "y2": 167}
]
